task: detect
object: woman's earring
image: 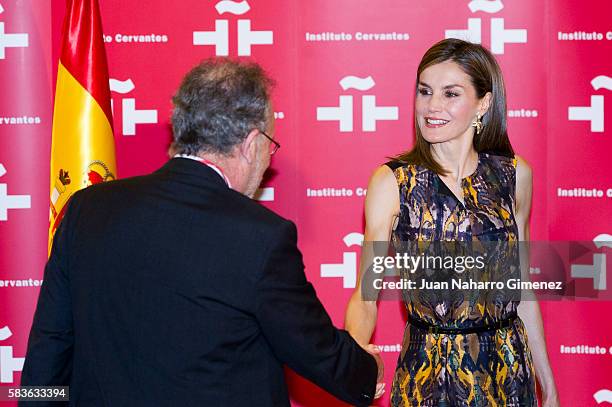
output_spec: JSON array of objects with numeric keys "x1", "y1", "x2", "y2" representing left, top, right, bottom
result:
[{"x1": 472, "y1": 113, "x2": 483, "y2": 135}]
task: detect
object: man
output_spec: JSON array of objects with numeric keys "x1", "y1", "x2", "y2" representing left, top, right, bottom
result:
[{"x1": 21, "y1": 59, "x2": 382, "y2": 406}]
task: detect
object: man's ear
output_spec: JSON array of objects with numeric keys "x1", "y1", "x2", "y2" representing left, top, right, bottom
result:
[{"x1": 239, "y1": 129, "x2": 260, "y2": 164}]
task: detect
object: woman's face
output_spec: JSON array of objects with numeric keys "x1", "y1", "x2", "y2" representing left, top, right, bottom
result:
[{"x1": 415, "y1": 60, "x2": 489, "y2": 144}]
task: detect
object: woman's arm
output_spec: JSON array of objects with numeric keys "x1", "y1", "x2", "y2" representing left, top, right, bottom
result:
[
  {"x1": 514, "y1": 156, "x2": 559, "y2": 407},
  {"x1": 345, "y1": 165, "x2": 399, "y2": 347}
]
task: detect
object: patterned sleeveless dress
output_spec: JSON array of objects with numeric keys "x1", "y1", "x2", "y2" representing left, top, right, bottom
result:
[{"x1": 386, "y1": 152, "x2": 536, "y2": 407}]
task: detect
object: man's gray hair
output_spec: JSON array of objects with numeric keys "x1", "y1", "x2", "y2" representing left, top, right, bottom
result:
[{"x1": 170, "y1": 58, "x2": 274, "y2": 156}]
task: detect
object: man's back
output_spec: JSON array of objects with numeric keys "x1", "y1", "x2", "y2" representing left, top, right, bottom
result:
[{"x1": 21, "y1": 158, "x2": 377, "y2": 406}]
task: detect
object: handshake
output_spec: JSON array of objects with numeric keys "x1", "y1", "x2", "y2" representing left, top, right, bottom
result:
[{"x1": 363, "y1": 343, "x2": 386, "y2": 399}]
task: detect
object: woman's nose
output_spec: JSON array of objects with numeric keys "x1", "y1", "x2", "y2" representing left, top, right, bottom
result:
[{"x1": 427, "y1": 93, "x2": 444, "y2": 113}]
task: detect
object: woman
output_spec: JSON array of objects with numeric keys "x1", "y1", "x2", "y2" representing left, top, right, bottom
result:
[{"x1": 345, "y1": 39, "x2": 559, "y2": 406}]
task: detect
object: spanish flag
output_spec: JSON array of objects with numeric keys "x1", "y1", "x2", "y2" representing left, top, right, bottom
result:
[{"x1": 49, "y1": 0, "x2": 116, "y2": 253}]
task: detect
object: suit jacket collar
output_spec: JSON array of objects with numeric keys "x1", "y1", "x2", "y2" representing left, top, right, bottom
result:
[{"x1": 156, "y1": 157, "x2": 230, "y2": 188}]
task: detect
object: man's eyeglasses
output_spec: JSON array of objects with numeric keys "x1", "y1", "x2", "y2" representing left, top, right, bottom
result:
[{"x1": 259, "y1": 130, "x2": 280, "y2": 155}]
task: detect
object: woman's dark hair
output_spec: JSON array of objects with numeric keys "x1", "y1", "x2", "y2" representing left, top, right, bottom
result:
[
  {"x1": 170, "y1": 58, "x2": 274, "y2": 156},
  {"x1": 395, "y1": 38, "x2": 514, "y2": 174}
]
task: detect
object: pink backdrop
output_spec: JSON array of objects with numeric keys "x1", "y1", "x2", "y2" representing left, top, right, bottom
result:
[{"x1": 1, "y1": 0, "x2": 611, "y2": 405}]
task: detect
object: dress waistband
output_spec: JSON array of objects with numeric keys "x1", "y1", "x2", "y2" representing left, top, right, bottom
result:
[{"x1": 408, "y1": 313, "x2": 518, "y2": 335}]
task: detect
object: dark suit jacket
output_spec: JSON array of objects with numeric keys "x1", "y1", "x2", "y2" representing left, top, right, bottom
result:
[{"x1": 21, "y1": 158, "x2": 377, "y2": 406}]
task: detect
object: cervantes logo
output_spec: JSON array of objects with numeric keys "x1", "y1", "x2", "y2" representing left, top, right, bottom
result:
[
  {"x1": 0, "y1": 163, "x2": 31, "y2": 222},
  {"x1": 320, "y1": 232, "x2": 364, "y2": 288},
  {"x1": 594, "y1": 389, "x2": 612, "y2": 404},
  {"x1": 193, "y1": 0, "x2": 273, "y2": 56},
  {"x1": 316, "y1": 76, "x2": 399, "y2": 132},
  {"x1": 570, "y1": 234, "x2": 611, "y2": 291},
  {"x1": 254, "y1": 187, "x2": 274, "y2": 202},
  {"x1": 568, "y1": 75, "x2": 611, "y2": 133},
  {"x1": 0, "y1": 326, "x2": 24, "y2": 383},
  {"x1": 0, "y1": 2, "x2": 28, "y2": 60},
  {"x1": 445, "y1": 0, "x2": 527, "y2": 54},
  {"x1": 109, "y1": 78, "x2": 158, "y2": 136}
]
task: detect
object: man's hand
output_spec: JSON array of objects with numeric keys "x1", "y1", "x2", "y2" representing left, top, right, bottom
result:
[{"x1": 364, "y1": 344, "x2": 385, "y2": 399}]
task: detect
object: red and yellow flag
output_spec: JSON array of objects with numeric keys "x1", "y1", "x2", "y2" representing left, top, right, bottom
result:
[{"x1": 49, "y1": 0, "x2": 116, "y2": 252}]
